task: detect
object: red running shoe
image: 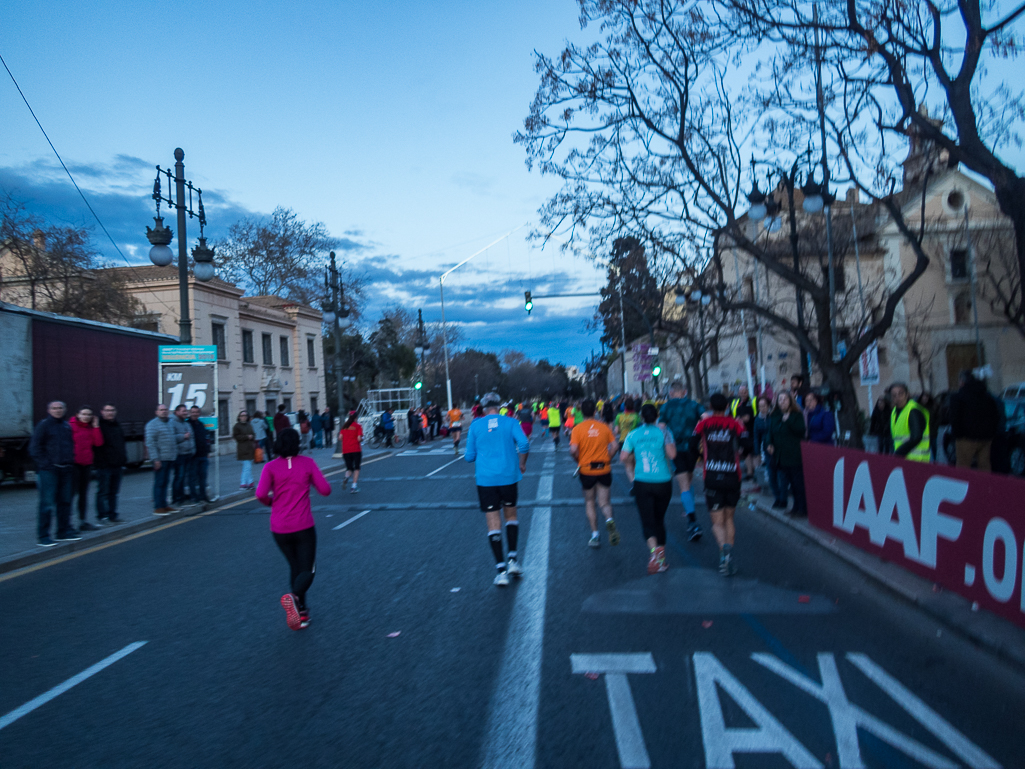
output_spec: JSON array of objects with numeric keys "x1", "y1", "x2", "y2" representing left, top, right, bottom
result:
[
  {"x1": 281, "y1": 593, "x2": 302, "y2": 630},
  {"x1": 299, "y1": 610, "x2": 310, "y2": 629}
]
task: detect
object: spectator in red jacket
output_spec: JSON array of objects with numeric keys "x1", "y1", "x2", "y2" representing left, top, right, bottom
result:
[
  {"x1": 273, "y1": 403, "x2": 292, "y2": 434},
  {"x1": 68, "y1": 405, "x2": 104, "y2": 531}
]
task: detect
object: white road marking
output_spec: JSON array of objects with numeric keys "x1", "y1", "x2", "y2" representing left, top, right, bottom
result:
[
  {"x1": 753, "y1": 653, "x2": 958, "y2": 769},
  {"x1": 480, "y1": 456, "x2": 554, "y2": 769},
  {"x1": 0, "y1": 642, "x2": 148, "y2": 731},
  {"x1": 425, "y1": 457, "x2": 462, "y2": 477},
  {"x1": 333, "y1": 510, "x2": 371, "y2": 530},
  {"x1": 571, "y1": 653, "x2": 657, "y2": 769},
  {"x1": 693, "y1": 652, "x2": 822, "y2": 769},
  {"x1": 847, "y1": 653, "x2": 1001, "y2": 769}
]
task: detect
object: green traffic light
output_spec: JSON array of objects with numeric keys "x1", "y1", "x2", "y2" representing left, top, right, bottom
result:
[
  {"x1": 414, "y1": 381, "x2": 423, "y2": 390},
  {"x1": 652, "y1": 364, "x2": 662, "y2": 377},
  {"x1": 525, "y1": 301, "x2": 533, "y2": 313}
]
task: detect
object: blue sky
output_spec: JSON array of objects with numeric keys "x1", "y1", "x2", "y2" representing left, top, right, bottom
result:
[{"x1": 0, "y1": 0, "x2": 607, "y2": 367}]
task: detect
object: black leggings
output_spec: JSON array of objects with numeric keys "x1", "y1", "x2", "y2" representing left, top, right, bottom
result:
[
  {"x1": 272, "y1": 526, "x2": 317, "y2": 608},
  {"x1": 73, "y1": 464, "x2": 92, "y2": 520},
  {"x1": 634, "y1": 481, "x2": 673, "y2": 545}
]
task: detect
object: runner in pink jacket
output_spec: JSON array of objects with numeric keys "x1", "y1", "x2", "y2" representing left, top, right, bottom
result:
[{"x1": 256, "y1": 428, "x2": 331, "y2": 630}]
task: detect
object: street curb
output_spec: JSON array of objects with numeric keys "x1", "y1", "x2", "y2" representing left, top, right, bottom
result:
[
  {"x1": 0, "y1": 490, "x2": 253, "y2": 577},
  {"x1": 747, "y1": 494, "x2": 1025, "y2": 671}
]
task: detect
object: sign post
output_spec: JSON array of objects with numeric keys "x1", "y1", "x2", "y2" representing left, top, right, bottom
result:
[{"x1": 159, "y1": 346, "x2": 219, "y2": 501}]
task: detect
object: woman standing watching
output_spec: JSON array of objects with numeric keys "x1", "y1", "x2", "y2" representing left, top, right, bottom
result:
[
  {"x1": 256, "y1": 428, "x2": 332, "y2": 630},
  {"x1": 753, "y1": 396, "x2": 776, "y2": 496},
  {"x1": 339, "y1": 411, "x2": 364, "y2": 493},
  {"x1": 69, "y1": 405, "x2": 104, "y2": 531},
  {"x1": 233, "y1": 410, "x2": 257, "y2": 489},
  {"x1": 767, "y1": 393, "x2": 807, "y2": 517},
  {"x1": 620, "y1": 403, "x2": 676, "y2": 574}
]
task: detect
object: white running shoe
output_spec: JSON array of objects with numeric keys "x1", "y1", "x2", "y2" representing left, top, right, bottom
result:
[
  {"x1": 494, "y1": 569, "x2": 510, "y2": 587},
  {"x1": 506, "y1": 557, "x2": 523, "y2": 577},
  {"x1": 588, "y1": 533, "x2": 601, "y2": 548}
]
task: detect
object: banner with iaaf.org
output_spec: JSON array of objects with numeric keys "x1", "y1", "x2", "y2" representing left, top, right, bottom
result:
[{"x1": 802, "y1": 444, "x2": 1025, "y2": 630}]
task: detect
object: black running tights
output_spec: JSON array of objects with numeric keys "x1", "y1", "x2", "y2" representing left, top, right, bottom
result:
[
  {"x1": 634, "y1": 481, "x2": 673, "y2": 545},
  {"x1": 272, "y1": 526, "x2": 317, "y2": 608}
]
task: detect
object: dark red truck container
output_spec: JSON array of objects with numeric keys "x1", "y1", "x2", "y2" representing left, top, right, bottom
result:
[{"x1": 0, "y1": 302, "x2": 178, "y2": 482}]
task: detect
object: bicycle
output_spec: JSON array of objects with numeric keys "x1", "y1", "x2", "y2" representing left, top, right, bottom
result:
[{"x1": 369, "y1": 419, "x2": 405, "y2": 449}]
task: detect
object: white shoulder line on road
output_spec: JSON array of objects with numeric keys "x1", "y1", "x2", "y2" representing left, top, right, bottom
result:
[
  {"x1": 480, "y1": 455, "x2": 554, "y2": 769},
  {"x1": 333, "y1": 510, "x2": 371, "y2": 530},
  {"x1": 0, "y1": 641, "x2": 148, "y2": 731},
  {"x1": 425, "y1": 457, "x2": 463, "y2": 477}
]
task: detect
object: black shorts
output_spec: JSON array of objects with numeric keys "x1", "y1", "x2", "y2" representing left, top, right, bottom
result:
[
  {"x1": 343, "y1": 452, "x2": 362, "y2": 471},
  {"x1": 672, "y1": 450, "x2": 696, "y2": 475},
  {"x1": 579, "y1": 472, "x2": 612, "y2": 490},
  {"x1": 450, "y1": 426, "x2": 462, "y2": 437},
  {"x1": 705, "y1": 486, "x2": 741, "y2": 511},
  {"x1": 477, "y1": 484, "x2": 518, "y2": 512}
]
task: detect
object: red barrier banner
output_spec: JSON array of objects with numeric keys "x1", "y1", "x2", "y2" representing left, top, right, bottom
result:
[{"x1": 802, "y1": 444, "x2": 1025, "y2": 630}]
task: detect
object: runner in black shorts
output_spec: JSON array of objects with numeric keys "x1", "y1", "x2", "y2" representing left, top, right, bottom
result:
[
  {"x1": 692, "y1": 393, "x2": 745, "y2": 576},
  {"x1": 570, "y1": 400, "x2": 620, "y2": 548}
]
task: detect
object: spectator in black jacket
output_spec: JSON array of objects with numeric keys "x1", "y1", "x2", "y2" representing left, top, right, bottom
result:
[
  {"x1": 949, "y1": 371, "x2": 1001, "y2": 471},
  {"x1": 94, "y1": 403, "x2": 127, "y2": 524},
  {"x1": 188, "y1": 406, "x2": 212, "y2": 502},
  {"x1": 29, "y1": 401, "x2": 79, "y2": 546}
]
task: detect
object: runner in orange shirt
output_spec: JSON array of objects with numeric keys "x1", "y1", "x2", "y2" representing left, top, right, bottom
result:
[
  {"x1": 447, "y1": 405, "x2": 464, "y2": 455},
  {"x1": 570, "y1": 399, "x2": 620, "y2": 548}
]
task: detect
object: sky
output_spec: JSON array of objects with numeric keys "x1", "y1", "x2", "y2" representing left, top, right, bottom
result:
[{"x1": 0, "y1": 0, "x2": 608, "y2": 368}]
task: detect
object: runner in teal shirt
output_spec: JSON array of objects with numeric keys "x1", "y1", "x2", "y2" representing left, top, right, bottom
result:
[{"x1": 621, "y1": 404, "x2": 677, "y2": 574}]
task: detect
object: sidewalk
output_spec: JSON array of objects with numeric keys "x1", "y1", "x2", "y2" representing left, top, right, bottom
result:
[
  {"x1": 0, "y1": 446, "x2": 358, "y2": 575},
  {"x1": 746, "y1": 486, "x2": 1025, "y2": 671}
]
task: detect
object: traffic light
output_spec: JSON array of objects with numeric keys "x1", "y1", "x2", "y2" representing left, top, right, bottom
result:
[
  {"x1": 414, "y1": 380, "x2": 423, "y2": 390},
  {"x1": 652, "y1": 361, "x2": 662, "y2": 379},
  {"x1": 524, "y1": 291, "x2": 533, "y2": 314}
]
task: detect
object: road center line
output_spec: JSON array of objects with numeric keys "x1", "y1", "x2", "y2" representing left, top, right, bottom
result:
[
  {"x1": 0, "y1": 641, "x2": 148, "y2": 731},
  {"x1": 425, "y1": 457, "x2": 462, "y2": 477},
  {"x1": 332, "y1": 510, "x2": 371, "y2": 530},
  {"x1": 480, "y1": 455, "x2": 554, "y2": 769}
]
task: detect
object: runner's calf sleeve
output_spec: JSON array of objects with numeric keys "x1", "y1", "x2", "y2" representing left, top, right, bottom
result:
[
  {"x1": 505, "y1": 520, "x2": 518, "y2": 557},
  {"x1": 680, "y1": 490, "x2": 696, "y2": 518},
  {"x1": 488, "y1": 531, "x2": 505, "y2": 566}
]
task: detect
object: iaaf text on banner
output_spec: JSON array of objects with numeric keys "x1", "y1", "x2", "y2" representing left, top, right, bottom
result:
[{"x1": 803, "y1": 444, "x2": 1025, "y2": 629}]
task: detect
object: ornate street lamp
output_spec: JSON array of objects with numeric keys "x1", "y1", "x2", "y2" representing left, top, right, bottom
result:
[{"x1": 145, "y1": 148, "x2": 215, "y2": 344}]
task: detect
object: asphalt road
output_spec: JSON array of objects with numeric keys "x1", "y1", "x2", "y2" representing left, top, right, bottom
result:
[{"x1": 1, "y1": 435, "x2": 1022, "y2": 768}]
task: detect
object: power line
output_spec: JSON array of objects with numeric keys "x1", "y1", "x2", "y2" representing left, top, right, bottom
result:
[{"x1": 0, "y1": 50, "x2": 173, "y2": 313}]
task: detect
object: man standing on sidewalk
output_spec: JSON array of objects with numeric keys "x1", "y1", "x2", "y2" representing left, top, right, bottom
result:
[
  {"x1": 171, "y1": 404, "x2": 195, "y2": 505},
  {"x1": 464, "y1": 392, "x2": 530, "y2": 587},
  {"x1": 188, "y1": 406, "x2": 212, "y2": 502},
  {"x1": 658, "y1": 381, "x2": 704, "y2": 541},
  {"x1": 322, "y1": 407, "x2": 334, "y2": 449},
  {"x1": 145, "y1": 404, "x2": 178, "y2": 515},
  {"x1": 30, "y1": 401, "x2": 80, "y2": 546},
  {"x1": 95, "y1": 403, "x2": 127, "y2": 524}
]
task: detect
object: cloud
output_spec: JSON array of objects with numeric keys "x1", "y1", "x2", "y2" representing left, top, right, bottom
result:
[{"x1": 449, "y1": 171, "x2": 496, "y2": 195}]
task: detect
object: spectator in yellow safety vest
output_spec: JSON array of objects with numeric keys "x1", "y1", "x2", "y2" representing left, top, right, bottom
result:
[{"x1": 888, "y1": 383, "x2": 931, "y2": 463}]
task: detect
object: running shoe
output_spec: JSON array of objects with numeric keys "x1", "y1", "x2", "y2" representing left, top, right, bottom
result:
[
  {"x1": 686, "y1": 522, "x2": 703, "y2": 542},
  {"x1": 605, "y1": 518, "x2": 620, "y2": 546},
  {"x1": 494, "y1": 569, "x2": 510, "y2": 587},
  {"x1": 588, "y1": 533, "x2": 601, "y2": 548},
  {"x1": 299, "y1": 611, "x2": 311, "y2": 629},
  {"x1": 351, "y1": 484, "x2": 359, "y2": 493},
  {"x1": 719, "y1": 544, "x2": 734, "y2": 577},
  {"x1": 281, "y1": 593, "x2": 303, "y2": 630},
  {"x1": 37, "y1": 536, "x2": 57, "y2": 547},
  {"x1": 647, "y1": 549, "x2": 661, "y2": 574},
  {"x1": 506, "y1": 557, "x2": 523, "y2": 577},
  {"x1": 654, "y1": 545, "x2": 668, "y2": 573}
]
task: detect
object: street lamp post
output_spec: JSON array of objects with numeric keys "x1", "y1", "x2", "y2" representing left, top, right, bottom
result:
[
  {"x1": 145, "y1": 148, "x2": 215, "y2": 345},
  {"x1": 323, "y1": 251, "x2": 352, "y2": 415}
]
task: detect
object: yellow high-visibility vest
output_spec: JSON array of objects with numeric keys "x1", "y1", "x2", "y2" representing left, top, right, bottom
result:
[
  {"x1": 891, "y1": 399, "x2": 931, "y2": 462},
  {"x1": 730, "y1": 398, "x2": 757, "y2": 417}
]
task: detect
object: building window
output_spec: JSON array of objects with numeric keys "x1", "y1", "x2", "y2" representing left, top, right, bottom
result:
[
  {"x1": 307, "y1": 337, "x2": 316, "y2": 368},
  {"x1": 245, "y1": 398, "x2": 257, "y2": 416},
  {"x1": 266, "y1": 398, "x2": 277, "y2": 414},
  {"x1": 280, "y1": 336, "x2": 291, "y2": 367},
  {"x1": 877, "y1": 346, "x2": 888, "y2": 366},
  {"x1": 242, "y1": 330, "x2": 255, "y2": 363},
  {"x1": 310, "y1": 396, "x2": 318, "y2": 414},
  {"x1": 262, "y1": 333, "x2": 273, "y2": 365},
  {"x1": 709, "y1": 339, "x2": 720, "y2": 365},
  {"x1": 954, "y1": 291, "x2": 973, "y2": 324},
  {"x1": 282, "y1": 397, "x2": 292, "y2": 412},
  {"x1": 212, "y1": 322, "x2": 227, "y2": 360},
  {"x1": 950, "y1": 249, "x2": 969, "y2": 281},
  {"x1": 217, "y1": 399, "x2": 229, "y2": 437},
  {"x1": 743, "y1": 277, "x2": 754, "y2": 302}
]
